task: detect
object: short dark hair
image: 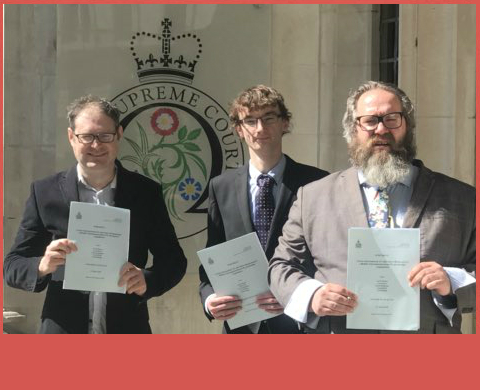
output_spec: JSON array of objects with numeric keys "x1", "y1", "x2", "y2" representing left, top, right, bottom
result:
[
  {"x1": 67, "y1": 95, "x2": 120, "y2": 130},
  {"x1": 229, "y1": 84, "x2": 292, "y2": 132}
]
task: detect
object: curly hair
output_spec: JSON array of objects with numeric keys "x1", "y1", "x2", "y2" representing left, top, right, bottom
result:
[
  {"x1": 342, "y1": 81, "x2": 416, "y2": 143},
  {"x1": 67, "y1": 95, "x2": 121, "y2": 130},
  {"x1": 229, "y1": 85, "x2": 292, "y2": 133}
]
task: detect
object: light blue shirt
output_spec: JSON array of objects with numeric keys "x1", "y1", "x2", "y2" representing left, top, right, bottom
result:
[
  {"x1": 284, "y1": 164, "x2": 474, "y2": 329},
  {"x1": 205, "y1": 154, "x2": 287, "y2": 333},
  {"x1": 358, "y1": 166, "x2": 418, "y2": 228},
  {"x1": 248, "y1": 154, "x2": 286, "y2": 223}
]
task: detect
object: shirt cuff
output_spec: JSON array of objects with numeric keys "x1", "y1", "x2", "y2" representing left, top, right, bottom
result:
[
  {"x1": 431, "y1": 267, "x2": 476, "y2": 326},
  {"x1": 284, "y1": 279, "x2": 323, "y2": 323},
  {"x1": 205, "y1": 293, "x2": 215, "y2": 316},
  {"x1": 444, "y1": 267, "x2": 476, "y2": 293}
]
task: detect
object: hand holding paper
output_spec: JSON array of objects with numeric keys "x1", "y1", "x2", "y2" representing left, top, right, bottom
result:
[
  {"x1": 118, "y1": 262, "x2": 147, "y2": 296},
  {"x1": 207, "y1": 294, "x2": 243, "y2": 320},
  {"x1": 309, "y1": 283, "x2": 358, "y2": 316},
  {"x1": 38, "y1": 239, "x2": 78, "y2": 277},
  {"x1": 408, "y1": 261, "x2": 452, "y2": 296},
  {"x1": 256, "y1": 292, "x2": 284, "y2": 314}
]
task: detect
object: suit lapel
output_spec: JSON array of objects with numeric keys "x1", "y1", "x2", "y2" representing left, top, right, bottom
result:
[
  {"x1": 402, "y1": 160, "x2": 435, "y2": 228},
  {"x1": 60, "y1": 165, "x2": 80, "y2": 204},
  {"x1": 235, "y1": 164, "x2": 254, "y2": 233},
  {"x1": 265, "y1": 157, "x2": 296, "y2": 252},
  {"x1": 114, "y1": 161, "x2": 135, "y2": 208},
  {"x1": 343, "y1": 167, "x2": 370, "y2": 228}
]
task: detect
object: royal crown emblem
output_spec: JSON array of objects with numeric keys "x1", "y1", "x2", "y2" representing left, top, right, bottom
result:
[
  {"x1": 130, "y1": 18, "x2": 202, "y2": 84},
  {"x1": 114, "y1": 17, "x2": 245, "y2": 239}
]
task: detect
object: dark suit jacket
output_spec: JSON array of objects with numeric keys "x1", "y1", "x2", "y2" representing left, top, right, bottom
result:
[
  {"x1": 199, "y1": 155, "x2": 329, "y2": 333},
  {"x1": 4, "y1": 161, "x2": 187, "y2": 334},
  {"x1": 269, "y1": 159, "x2": 476, "y2": 334}
]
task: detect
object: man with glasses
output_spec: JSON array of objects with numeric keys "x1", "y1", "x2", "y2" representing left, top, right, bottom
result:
[
  {"x1": 4, "y1": 95, "x2": 187, "y2": 333},
  {"x1": 199, "y1": 85, "x2": 328, "y2": 333},
  {"x1": 268, "y1": 81, "x2": 476, "y2": 334}
]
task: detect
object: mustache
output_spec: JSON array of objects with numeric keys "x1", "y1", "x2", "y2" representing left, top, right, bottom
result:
[{"x1": 368, "y1": 133, "x2": 395, "y2": 147}]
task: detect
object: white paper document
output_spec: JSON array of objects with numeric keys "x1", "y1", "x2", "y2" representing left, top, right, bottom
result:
[
  {"x1": 63, "y1": 201, "x2": 130, "y2": 293},
  {"x1": 347, "y1": 228, "x2": 420, "y2": 331},
  {"x1": 197, "y1": 232, "x2": 280, "y2": 329}
]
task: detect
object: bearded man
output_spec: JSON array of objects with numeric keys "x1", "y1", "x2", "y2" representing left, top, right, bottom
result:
[{"x1": 268, "y1": 81, "x2": 476, "y2": 333}]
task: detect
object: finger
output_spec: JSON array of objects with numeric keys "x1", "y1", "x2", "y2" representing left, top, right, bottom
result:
[
  {"x1": 256, "y1": 292, "x2": 275, "y2": 299},
  {"x1": 211, "y1": 301, "x2": 243, "y2": 312},
  {"x1": 127, "y1": 278, "x2": 146, "y2": 295},
  {"x1": 214, "y1": 310, "x2": 240, "y2": 320},
  {"x1": 212, "y1": 306, "x2": 242, "y2": 319},
  {"x1": 119, "y1": 262, "x2": 134, "y2": 276},
  {"x1": 50, "y1": 240, "x2": 76, "y2": 254},
  {"x1": 325, "y1": 285, "x2": 358, "y2": 301},
  {"x1": 118, "y1": 268, "x2": 138, "y2": 287},
  {"x1": 210, "y1": 295, "x2": 242, "y2": 306},
  {"x1": 258, "y1": 302, "x2": 283, "y2": 309},
  {"x1": 322, "y1": 295, "x2": 357, "y2": 314},
  {"x1": 328, "y1": 292, "x2": 358, "y2": 308},
  {"x1": 409, "y1": 269, "x2": 429, "y2": 287},
  {"x1": 256, "y1": 296, "x2": 279, "y2": 305},
  {"x1": 263, "y1": 308, "x2": 284, "y2": 314},
  {"x1": 408, "y1": 262, "x2": 436, "y2": 280}
]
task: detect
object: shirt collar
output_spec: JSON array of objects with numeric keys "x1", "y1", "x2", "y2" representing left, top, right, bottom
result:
[
  {"x1": 76, "y1": 164, "x2": 117, "y2": 190},
  {"x1": 357, "y1": 163, "x2": 417, "y2": 189},
  {"x1": 248, "y1": 154, "x2": 286, "y2": 185}
]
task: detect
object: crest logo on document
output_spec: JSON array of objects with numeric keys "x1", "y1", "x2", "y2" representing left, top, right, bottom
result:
[{"x1": 112, "y1": 18, "x2": 245, "y2": 239}]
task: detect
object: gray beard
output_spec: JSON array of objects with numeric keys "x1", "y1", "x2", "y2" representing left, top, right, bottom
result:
[
  {"x1": 349, "y1": 134, "x2": 414, "y2": 188},
  {"x1": 359, "y1": 151, "x2": 410, "y2": 188}
]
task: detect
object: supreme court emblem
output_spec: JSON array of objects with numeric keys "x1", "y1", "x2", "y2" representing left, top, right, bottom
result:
[{"x1": 112, "y1": 18, "x2": 245, "y2": 239}]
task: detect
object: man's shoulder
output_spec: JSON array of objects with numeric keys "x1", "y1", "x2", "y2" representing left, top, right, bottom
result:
[
  {"x1": 118, "y1": 164, "x2": 161, "y2": 190},
  {"x1": 31, "y1": 169, "x2": 70, "y2": 189},
  {"x1": 419, "y1": 161, "x2": 475, "y2": 196},
  {"x1": 210, "y1": 165, "x2": 245, "y2": 186},
  {"x1": 301, "y1": 166, "x2": 352, "y2": 192},
  {"x1": 286, "y1": 156, "x2": 329, "y2": 180}
]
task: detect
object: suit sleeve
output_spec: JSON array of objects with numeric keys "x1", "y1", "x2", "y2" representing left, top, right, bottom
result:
[
  {"x1": 268, "y1": 186, "x2": 317, "y2": 307},
  {"x1": 455, "y1": 202, "x2": 476, "y2": 314},
  {"x1": 142, "y1": 183, "x2": 187, "y2": 300},
  {"x1": 198, "y1": 179, "x2": 225, "y2": 319},
  {"x1": 3, "y1": 182, "x2": 52, "y2": 292}
]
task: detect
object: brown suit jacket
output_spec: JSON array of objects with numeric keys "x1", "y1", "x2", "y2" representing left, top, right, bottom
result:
[{"x1": 268, "y1": 160, "x2": 476, "y2": 333}]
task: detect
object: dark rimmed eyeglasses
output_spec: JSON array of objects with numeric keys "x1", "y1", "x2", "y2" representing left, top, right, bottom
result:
[
  {"x1": 74, "y1": 131, "x2": 117, "y2": 144},
  {"x1": 356, "y1": 112, "x2": 403, "y2": 131},
  {"x1": 240, "y1": 114, "x2": 282, "y2": 129}
]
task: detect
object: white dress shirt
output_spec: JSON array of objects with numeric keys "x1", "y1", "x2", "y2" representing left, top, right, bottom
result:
[
  {"x1": 205, "y1": 154, "x2": 286, "y2": 333},
  {"x1": 284, "y1": 164, "x2": 475, "y2": 329},
  {"x1": 76, "y1": 165, "x2": 117, "y2": 334}
]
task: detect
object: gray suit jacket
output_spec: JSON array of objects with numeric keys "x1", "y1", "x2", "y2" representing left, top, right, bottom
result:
[{"x1": 268, "y1": 159, "x2": 476, "y2": 333}]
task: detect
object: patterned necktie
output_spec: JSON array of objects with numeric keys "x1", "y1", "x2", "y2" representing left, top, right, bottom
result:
[
  {"x1": 254, "y1": 174, "x2": 275, "y2": 249},
  {"x1": 368, "y1": 188, "x2": 390, "y2": 228}
]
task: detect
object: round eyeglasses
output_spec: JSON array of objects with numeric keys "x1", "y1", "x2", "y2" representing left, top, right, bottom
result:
[
  {"x1": 356, "y1": 112, "x2": 403, "y2": 131},
  {"x1": 74, "y1": 132, "x2": 117, "y2": 144}
]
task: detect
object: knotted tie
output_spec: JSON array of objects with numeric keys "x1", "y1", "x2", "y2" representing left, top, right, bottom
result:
[
  {"x1": 254, "y1": 174, "x2": 275, "y2": 249},
  {"x1": 368, "y1": 188, "x2": 390, "y2": 228}
]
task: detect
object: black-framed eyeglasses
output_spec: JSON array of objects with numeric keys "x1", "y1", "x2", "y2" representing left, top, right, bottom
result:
[
  {"x1": 74, "y1": 131, "x2": 117, "y2": 144},
  {"x1": 240, "y1": 113, "x2": 282, "y2": 129},
  {"x1": 356, "y1": 112, "x2": 403, "y2": 131}
]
